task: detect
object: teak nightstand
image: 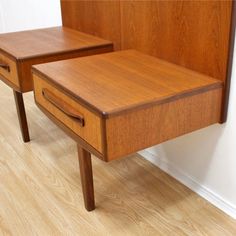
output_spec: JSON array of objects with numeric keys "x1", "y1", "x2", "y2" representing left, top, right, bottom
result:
[
  {"x1": 32, "y1": 50, "x2": 224, "y2": 211},
  {"x1": 0, "y1": 26, "x2": 113, "y2": 142}
]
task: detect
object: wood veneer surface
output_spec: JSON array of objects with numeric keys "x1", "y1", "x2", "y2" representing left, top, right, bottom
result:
[
  {"x1": 0, "y1": 26, "x2": 113, "y2": 92},
  {"x1": 34, "y1": 74, "x2": 103, "y2": 153},
  {"x1": 0, "y1": 26, "x2": 112, "y2": 60},
  {"x1": 61, "y1": 0, "x2": 233, "y2": 82},
  {"x1": 33, "y1": 50, "x2": 223, "y2": 117},
  {"x1": 120, "y1": 0, "x2": 232, "y2": 82},
  {"x1": 106, "y1": 88, "x2": 222, "y2": 160},
  {"x1": 0, "y1": 52, "x2": 19, "y2": 86},
  {"x1": 61, "y1": 0, "x2": 235, "y2": 121},
  {"x1": 61, "y1": 0, "x2": 121, "y2": 50}
]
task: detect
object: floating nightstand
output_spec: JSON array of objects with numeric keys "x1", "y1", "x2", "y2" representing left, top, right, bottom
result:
[{"x1": 32, "y1": 50, "x2": 225, "y2": 211}]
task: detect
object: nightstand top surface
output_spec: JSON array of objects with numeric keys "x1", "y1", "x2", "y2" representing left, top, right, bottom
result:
[
  {"x1": 33, "y1": 50, "x2": 222, "y2": 117},
  {"x1": 0, "y1": 26, "x2": 112, "y2": 60}
]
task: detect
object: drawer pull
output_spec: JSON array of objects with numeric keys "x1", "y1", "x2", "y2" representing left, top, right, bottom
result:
[
  {"x1": 42, "y1": 88, "x2": 85, "y2": 127},
  {"x1": 0, "y1": 62, "x2": 10, "y2": 72}
]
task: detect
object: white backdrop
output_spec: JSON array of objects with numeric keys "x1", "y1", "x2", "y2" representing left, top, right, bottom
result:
[
  {"x1": 0, "y1": 0, "x2": 61, "y2": 33},
  {"x1": 0, "y1": 0, "x2": 235, "y2": 218}
]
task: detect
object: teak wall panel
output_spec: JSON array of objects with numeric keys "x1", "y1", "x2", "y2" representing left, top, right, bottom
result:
[
  {"x1": 61, "y1": 0, "x2": 121, "y2": 50},
  {"x1": 61, "y1": 0, "x2": 233, "y2": 83},
  {"x1": 61, "y1": 0, "x2": 235, "y2": 121},
  {"x1": 120, "y1": 1, "x2": 232, "y2": 83}
]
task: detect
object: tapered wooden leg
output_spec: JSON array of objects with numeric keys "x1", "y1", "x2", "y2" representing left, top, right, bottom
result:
[
  {"x1": 78, "y1": 145, "x2": 95, "y2": 211},
  {"x1": 13, "y1": 90, "x2": 30, "y2": 142}
]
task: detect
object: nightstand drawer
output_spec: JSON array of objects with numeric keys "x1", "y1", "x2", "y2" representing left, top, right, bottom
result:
[
  {"x1": 33, "y1": 74, "x2": 103, "y2": 153},
  {"x1": 0, "y1": 52, "x2": 19, "y2": 88}
]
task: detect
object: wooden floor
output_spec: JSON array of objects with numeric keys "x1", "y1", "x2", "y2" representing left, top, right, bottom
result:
[{"x1": 0, "y1": 81, "x2": 235, "y2": 236}]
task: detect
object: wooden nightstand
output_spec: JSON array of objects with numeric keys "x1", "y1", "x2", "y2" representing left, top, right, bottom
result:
[
  {"x1": 0, "y1": 26, "x2": 113, "y2": 142},
  {"x1": 32, "y1": 50, "x2": 223, "y2": 211}
]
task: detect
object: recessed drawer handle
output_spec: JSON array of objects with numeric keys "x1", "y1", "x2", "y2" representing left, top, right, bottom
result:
[
  {"x1": 42, "y1": 88, "x2": 85, "y2": 127},
  {"x1": 0, "y1": 62, "x2": 10, "y2": 72}
]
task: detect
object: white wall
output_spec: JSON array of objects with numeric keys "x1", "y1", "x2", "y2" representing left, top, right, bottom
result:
[
  {"x1": 1, "y1": 0, "x2": 236, "y2": 219},
  {"x1": 0, "y1": 0, "x2": 61, "y2": 33}
]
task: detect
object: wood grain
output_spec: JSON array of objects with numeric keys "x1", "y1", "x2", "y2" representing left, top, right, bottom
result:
[
  {"x1": 0, "y1": 52, "x2": 19, "y2": 87},
  {"x1": 35, "y1": 103, "x2": 105, "y2": 160},
  {"x1": 13, "y1": 90, "x2": 30, "y2": 143},
  {"x1": 120, "y1": 1, "x2": 232, "y2": 82},
  {"x1": 61, "y1": 0, "x2": 121, "y2": 50},
  {"x1": 78, "y1": 145, "x2": 95, "y2": 211},
  {"x1": 60, "y1": 0, "x2": 235, "y2": 122},
  {"x1": 221, "y1": 0, "x2": 236, "y2": 122},
  {"x1": 20, "y1": 45, "x2": 113, "y2": 93},
  {"x1": 0, "y1": 26, "x2": 112, "y2": 60},
  {"x1": 106, "y1": 88, "x2": 222, "y2": 160},
  {"x1": 0, "y1": 26, "x2": 113, "y2": 92},
  {"x1": 34, "y1": 74, "x2": 103, "y2": 153},
  {"x1": 0, "y1": 80, "x2": 236, "y2": 235},
  {"x1": 61, "y1": 0, "x2": 232, "y2": 82},
  {"x1": 33, "y1": 50, "x2": 222, "y2": 117}
]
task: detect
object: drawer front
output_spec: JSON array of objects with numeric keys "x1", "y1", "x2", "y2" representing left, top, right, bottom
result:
[
  {"x1": 33, "y1": 74, "x2": 103, "y2": 153},
  {"x1": 0, "y1": 52, "x2": 19, "y2": 87}
]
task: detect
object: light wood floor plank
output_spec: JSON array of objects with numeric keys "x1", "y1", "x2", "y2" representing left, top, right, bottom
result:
[{"x1": 0, "y1": 81, "x2": 235, "y2": 236}]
